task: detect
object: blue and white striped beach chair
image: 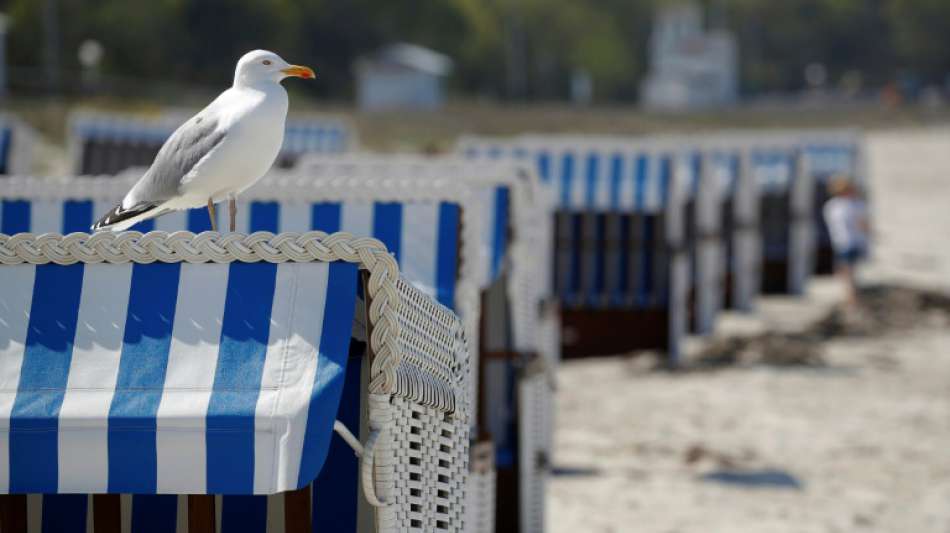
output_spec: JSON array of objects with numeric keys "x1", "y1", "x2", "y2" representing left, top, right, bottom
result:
[
  {"x1": 68, "y1": 111, "x2": 355, "y2": 175},
  {"x1": 747, "y1": 141, "x2": 813, "y2": 295},
  {"x1": 0, "y1": 231, "x2": 470, "y2": 532},
  {"x1": 460, "y1": 135, "x2": 690, "y2": 365}
]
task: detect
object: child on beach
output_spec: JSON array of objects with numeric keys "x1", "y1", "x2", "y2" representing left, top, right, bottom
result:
[{"x1": 823, "y1": 176, "x2": 870, "y2": 307}]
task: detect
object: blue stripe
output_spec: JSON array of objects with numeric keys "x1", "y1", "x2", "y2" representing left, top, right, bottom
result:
[
  {"x1": 312, "y1": 347, "x2": 363, "y2": 531},
  {"x1": 608, "y1": 154, "x2": 624, "y2": 210},
  {"x1": 637, "y1": 216, "x2": 655, "y2": 308},
  {"x1": 312, "y1": 203, "x2": 342, "y2": 233},
  {"x1": 437, "y1": 203, "x2": 460, "y2": 310},
  {"x1": 108, "y1": 262, "x2": 181, "y2": 493},
  {"x1": 633, "y1": 156, "x2": 648, "y2": 211},
  {"x1": 250, "y1": 202, "x2": 279, "y2": 232},
  {"x1": 2, "y1": 200, "x2": 29, "y2": 234},
  {"x1": 536, "y1": 152, "x2": 551, "y2": 182},
  {"x1": 63, "y1": 200, "x2": 94, "y2": 233},
  {"x1": 0, "y1": 128, "x2": 10, "y2": 174},
  {"x1": 560, "y1": 153, "x2": 575, "y2": 208},
  {"x1": 220, "y1": 496, "x2": 267, "y2": 533},
  {"x1": 131, "y1": 495, "x2": 178, "y2": 533},
  {"x1": 41, "y1": 495, "x2": 87, "y2": 533},
  {"x1": 188, "y1": 207, "x2": 213, "y2": 232},
  {"x1": 296, "y1": 261, "x2": 358, "y2": 486},
  {"x1": 490, "y1": 188, "x2": 508, "y2": 282},
  {"x1": 584, "y1": 153, "x2": 599, "y2": 208},
  {"x1": 206, "y1": 262, "x2": 279, "y2": 494},
  {"x1": 9, "y1": 264, "x2": 84, "y2": 492},
  {"x1": 372, "y1": 203, "x2": 402, "y2": 262}
]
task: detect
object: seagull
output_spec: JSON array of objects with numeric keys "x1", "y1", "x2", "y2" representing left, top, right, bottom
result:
[{"x1": 92, "y1": 50, "x2": 315, "y2": 232}]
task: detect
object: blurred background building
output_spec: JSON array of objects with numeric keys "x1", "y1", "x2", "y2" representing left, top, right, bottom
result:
[
  {"x1": 355, "y1": 43, "x2": 452, "y2": 111},
  {"x1": 640, "y1": 2, "x2": 738, "y2": 111}
]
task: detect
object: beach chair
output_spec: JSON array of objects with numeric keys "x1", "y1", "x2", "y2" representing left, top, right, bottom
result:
[
  {"x1": 460, "y1": 135, "x2": 690, "y2": 366},
  {"x1": 749, "y1": 141, "x2": 814, "y2": 295},
  {"x1": 289, "y1": 155, "x2": 557, "y2": 533},
  {"x1": 0, "y1": 231, "x2": 470, "y2": 532},
  {"x1": 0, "y1": 115, "x2": 36, "y2": 176},
  {"x1": 67, "y1": 110, "x2": 355, "y2": 175}
]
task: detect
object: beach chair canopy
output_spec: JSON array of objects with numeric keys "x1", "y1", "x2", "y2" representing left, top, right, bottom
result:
[
  {"x1": 461, "y1": 136, "x2": 676, "y2": 214},
  {"x1": 0, "y1": 232, "x2": 379, "y2": 495},
  {"x1": 68, "y1": 111, "x2": 355, "y2": 175}
]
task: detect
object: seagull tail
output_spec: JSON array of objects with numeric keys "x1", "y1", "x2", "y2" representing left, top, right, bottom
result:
[{"x1": 91, "y1": 202, "x2": 163, "y2": 232}]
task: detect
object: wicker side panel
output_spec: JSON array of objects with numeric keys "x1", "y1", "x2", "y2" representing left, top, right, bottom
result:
[
  {"x1": 466, "y1": 440, "x2": 496, "y2": 533},
  {"x1": 379, "y1": 396, "x2": 470, "y2": 532},
  {"x1": 518, "y1": 370, "x2": 554, "y2": 533},
  {"x1": 392, "y1": 277, "x2": 469, "y2": 414}
]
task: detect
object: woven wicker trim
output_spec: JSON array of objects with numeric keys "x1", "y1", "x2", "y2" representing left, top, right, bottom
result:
[{"x1": 0, "y1": 230, "x2": 431, "y2": 400}]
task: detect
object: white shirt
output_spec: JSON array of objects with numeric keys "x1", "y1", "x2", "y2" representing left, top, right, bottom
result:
[{"x1": 823, "y1": 196, "x2": 868, "y2": 252}]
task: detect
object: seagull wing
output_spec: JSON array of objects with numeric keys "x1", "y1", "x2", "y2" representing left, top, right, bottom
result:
[
  {"x1": 126, "y1": 112, "x2": 228, "y2": 206},
  {"x1": 92, "y1": 106, "x2": 228, "y2": 231}
]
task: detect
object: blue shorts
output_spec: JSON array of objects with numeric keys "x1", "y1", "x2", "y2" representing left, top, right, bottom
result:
[{"x1": 835, "y1": 246, "x2": 866, "y2": 266}]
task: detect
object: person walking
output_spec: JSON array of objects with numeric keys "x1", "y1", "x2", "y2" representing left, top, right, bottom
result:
[{"x1": 823, "y1": 175, "x2": 870, "y2": 307}]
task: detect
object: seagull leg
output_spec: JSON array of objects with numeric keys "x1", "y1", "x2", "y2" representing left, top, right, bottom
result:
[
  {"x1": 207, "y1": 199, "x2": 217, "y2": 232},
  {"x1": 229, "y1": 196, "x2": 237, "y2": 232}
]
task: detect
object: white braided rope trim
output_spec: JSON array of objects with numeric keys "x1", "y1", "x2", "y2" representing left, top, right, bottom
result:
[{"x1": 0, "y1": 230, "x2": 408, "y2": 396}]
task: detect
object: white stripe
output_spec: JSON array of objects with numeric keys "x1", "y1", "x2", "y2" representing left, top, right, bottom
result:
[
  {"x1": 570, "y1": 151, "x2": 586, "y2": 209},
  {"x1": 616, "y1": 155, "x2": 635, "y2": 210},
  {"x1": 57, "y1": 264, "x2": 133, "y2": 493},
  {"x1": 0, "y1": 264, "x2": 36, "y2": 492},
  {"x1": 340, "y1": 202, "x2": 373, "y2": 237},
  {"x1": 254, "y1": 263, "x2": 296, "y2": 492},
  {"x1": 30, "y1": 198, "x2": 63, "y2": 234},
  {"x1": 234, "y1": 201, "x2": 252, "y2": 233},
  {"x1": 261, "y1": 263, "x2": 329, "y2": 491},
  {"x1": 278, "y1": 203, "x2": 311, "y2": 233},
  {"x1": 155, "y1": 263, "x2": 229, "y2": 493},
  {"x1": 643, "y1": 156, "x2": 664, "y2": 212},
  {"x1": 154, "y1": 210, "x2": 188, "y2": 232},
  {"x1": 400, "y1": 204, "x2": 439, "y2": 298}
]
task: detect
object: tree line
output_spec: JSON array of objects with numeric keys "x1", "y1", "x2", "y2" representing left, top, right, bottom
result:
[{"x1": 3, "y1": 0, "x2": 949, "y2": 102}]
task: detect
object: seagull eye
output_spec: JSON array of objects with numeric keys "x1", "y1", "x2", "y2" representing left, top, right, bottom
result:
[{"x1": 262, "y1": 60, "x2": 272, "y2": 65}]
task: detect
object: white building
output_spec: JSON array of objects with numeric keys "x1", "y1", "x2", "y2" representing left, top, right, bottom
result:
[
  {"x1": 355, "y1": 43, "x2": 453, "y2": 111},
  {"x1": 640, "y1": 3, "x2": 738, "y2": 111}
]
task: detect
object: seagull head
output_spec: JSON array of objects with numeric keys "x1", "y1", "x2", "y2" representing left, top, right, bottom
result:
[{"x1": 233, "y1": 50, "x2": 315, "y2": 88}]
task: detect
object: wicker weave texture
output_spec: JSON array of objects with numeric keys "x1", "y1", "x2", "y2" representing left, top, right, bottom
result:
[{"x1": 518, "y1": 370, "x2": 554, "y2": 533}]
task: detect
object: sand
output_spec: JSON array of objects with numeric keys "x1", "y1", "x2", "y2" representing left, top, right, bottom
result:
[{"x1": 548, "y1": 128, "x2": 950, "y2": 533}]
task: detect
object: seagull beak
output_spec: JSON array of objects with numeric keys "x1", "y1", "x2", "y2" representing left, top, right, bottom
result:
[{"x1": 281, "y1": 65, "x2": 316, "y2": 79}]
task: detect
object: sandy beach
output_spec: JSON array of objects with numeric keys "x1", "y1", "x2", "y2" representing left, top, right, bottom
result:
[{"x1": 548, "y1": 128, "x2": 950, "y2": 533}]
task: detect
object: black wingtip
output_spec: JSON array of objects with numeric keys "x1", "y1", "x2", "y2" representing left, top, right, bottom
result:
[{"x1": 92, "y1": 202, "x2": 158, "y2": 231}]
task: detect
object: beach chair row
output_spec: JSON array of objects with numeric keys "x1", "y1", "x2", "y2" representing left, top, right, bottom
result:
[
  {"x1": 67, "y1": 110, "x2": 356, "y2": 175},
  {"x1": 0, "y1": 154, "x2": 557, "y2": 533},
  {"x1": 458, "y1": 130, "x2": 864, "y2": 364}
]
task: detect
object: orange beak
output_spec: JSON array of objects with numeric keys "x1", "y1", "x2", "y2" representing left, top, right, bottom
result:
[{"x1": 281, "y1": 65, "x2": 316, "y2": 79}]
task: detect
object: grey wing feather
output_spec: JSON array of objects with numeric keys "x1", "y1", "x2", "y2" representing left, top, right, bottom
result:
[{"x1": 125, "y1": 113, "x2": 227, "y2": 204}]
